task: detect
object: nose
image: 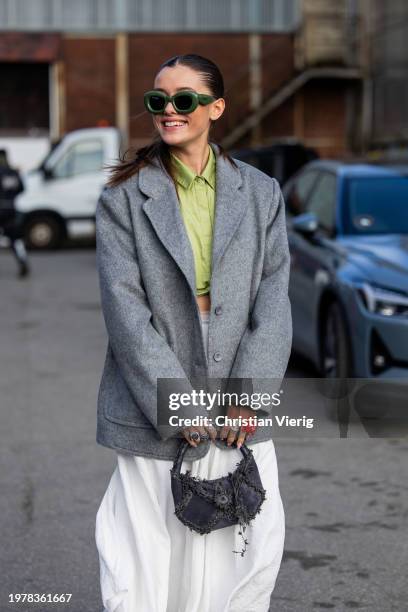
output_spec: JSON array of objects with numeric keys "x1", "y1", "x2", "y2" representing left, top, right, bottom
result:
[{"x1": 164, "y1": 100, "x2": 176, "y2": 113}]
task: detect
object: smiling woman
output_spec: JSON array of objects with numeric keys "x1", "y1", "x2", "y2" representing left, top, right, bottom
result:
[
  {"x1": 94, "y1": 53, "x2": 291, "y2": 612},
  {"x1": 104, "y1": 56, "x2": 227, "y2": 187}
]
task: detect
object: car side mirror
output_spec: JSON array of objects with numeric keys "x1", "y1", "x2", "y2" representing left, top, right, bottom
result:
[{"x1": 292, "y1": 212, "x2": 318, "y2": 236}]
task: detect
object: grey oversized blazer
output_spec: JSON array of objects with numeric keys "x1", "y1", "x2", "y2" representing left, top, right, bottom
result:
[{"x1": 95, "y1": 142, "x2": 292, "y2": 461}]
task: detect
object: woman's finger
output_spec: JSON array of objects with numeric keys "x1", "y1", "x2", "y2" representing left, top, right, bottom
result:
[
  {"x1": 226, "y1": 428, "x2": 238, "y2": 446},
  {"x1": 236, "y1": 429, "x2": 247, "y2": 449},
  {"x1": 220, "y1": 424, "x2": 230, "y2": 440},
  {"x1": 205, "y1": 425, "x2": 217, "y2": 440},
  {"x1": 182, "y1": 428, "x2": 197, "y2": 447}
]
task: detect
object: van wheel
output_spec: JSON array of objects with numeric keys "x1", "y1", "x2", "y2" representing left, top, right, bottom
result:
[{"x1": 24, "y1": 215, "x2": 64, "y2": 250}]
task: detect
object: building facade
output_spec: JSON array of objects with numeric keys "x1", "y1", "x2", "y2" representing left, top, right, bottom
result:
[
  {"x1": 369, "y1": 0, "x2": 408, "y2": 147},
  {"x1": 0, "y1": 0, "x2": 368, "y2": 160}
]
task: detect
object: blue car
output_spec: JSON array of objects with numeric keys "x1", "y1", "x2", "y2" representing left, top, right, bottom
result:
[{"x1": 282, "y1": 160, "x2": 408, "y2": 379}]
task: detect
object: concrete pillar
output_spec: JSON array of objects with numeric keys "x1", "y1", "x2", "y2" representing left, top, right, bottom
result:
[
  {"x1": 249, "y1": 34, "x2": 262, "y2": 146},
  {"x1": 50, "y1": 60, "x2": 65, "y2": 138},
  {"x1": 116, "y1": 33, "x2": 129, "y2": 148}
]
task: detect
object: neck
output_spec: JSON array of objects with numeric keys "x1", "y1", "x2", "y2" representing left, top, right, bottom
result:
[{"x1": 170, "y1": 138, "x2": 211, "y2": 175}]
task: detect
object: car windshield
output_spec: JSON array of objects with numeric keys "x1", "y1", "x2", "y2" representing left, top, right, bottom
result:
[{"x1": 343, "y1": 176, "x2": 408, "y2": 234}]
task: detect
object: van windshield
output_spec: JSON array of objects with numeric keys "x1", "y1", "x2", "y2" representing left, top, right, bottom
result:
[{"x1": 36, "y1": 138, "x2": 63, "y2": 172}]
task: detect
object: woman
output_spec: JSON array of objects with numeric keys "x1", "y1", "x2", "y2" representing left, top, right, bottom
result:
[{"x1": 95, "y1": 54, "x2": 292, "y2": 612}]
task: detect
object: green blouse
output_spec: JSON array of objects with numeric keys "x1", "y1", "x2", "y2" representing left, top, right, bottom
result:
[{"x1": 170, "y1": 144, "x2": 216, "y2": 296}]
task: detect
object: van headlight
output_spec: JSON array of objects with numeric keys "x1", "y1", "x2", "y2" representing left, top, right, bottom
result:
[{"x1": 357, "y1": 282, "x2": 408, "y2": 317}]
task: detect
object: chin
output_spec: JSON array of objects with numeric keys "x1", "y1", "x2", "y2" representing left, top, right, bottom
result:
[{"x1": 160, "y1": 132, "x2": 189, "y2": 144}]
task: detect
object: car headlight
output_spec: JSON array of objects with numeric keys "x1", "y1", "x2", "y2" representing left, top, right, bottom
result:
[{"x1": 357, "y1": 282, "x2": 408, "y2": 317}]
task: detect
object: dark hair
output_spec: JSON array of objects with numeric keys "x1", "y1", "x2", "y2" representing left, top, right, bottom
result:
[{"x1": 105, "y1": 54, "x2": 237, "y2": 188}]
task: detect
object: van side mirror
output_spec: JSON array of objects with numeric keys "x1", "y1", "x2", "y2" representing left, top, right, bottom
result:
[{"x1": 42, "y1": 166, "x2": 54, "y2": 180}]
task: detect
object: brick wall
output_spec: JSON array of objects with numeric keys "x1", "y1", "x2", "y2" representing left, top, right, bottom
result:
[
  {"x1": 0, "y1": 31, "x2": 352, "y2": 157},
  {"x1": 261, "y1": 34, "x2": 295, "y2": 100},
  {"x1": 62, "y1": 37, "x2": 116, "y2": 132},
  {"x1": 0, "y1": 33, "x2": 61, "y2": 62},
  {"x1": 302, "y1": 79, "x2": 348, "y2": 157}
]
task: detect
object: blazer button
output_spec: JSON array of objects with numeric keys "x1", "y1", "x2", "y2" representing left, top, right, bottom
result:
[
  {"x1": 213, "y1": 352, "x2": 222, "y2": 362},
  {"x1": 214, "y1": 305, "x2": 223, "y2": 316}
]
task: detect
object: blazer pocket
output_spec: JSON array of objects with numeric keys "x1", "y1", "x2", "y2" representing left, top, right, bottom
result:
[{"x1": 99, "y1": 346, "x2": 153, "y2": 429}]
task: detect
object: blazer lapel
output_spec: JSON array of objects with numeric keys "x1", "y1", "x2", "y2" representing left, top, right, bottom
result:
[
  {"x1": 138, "y1": 142, "x2": 247, "y2": 295},
  {"x1": 209, "y1": 143, "x2": 246, "y2": 275},
  {"x1": 139, "y1": 160, "x2": 196, "y2": 294}
]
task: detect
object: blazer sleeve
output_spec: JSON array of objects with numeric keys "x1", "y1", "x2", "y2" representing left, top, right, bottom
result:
[
  {"x1": 227, "y1": 179, "x2": 293, "y2": 416},
  {"x1": 95, "y1": 185, "x2": 208, "y2": 441}
]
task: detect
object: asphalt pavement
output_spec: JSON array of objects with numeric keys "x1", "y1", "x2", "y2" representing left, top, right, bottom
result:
[{"x1": 0, "y1": 248, "x2": 407, "y2": 612}]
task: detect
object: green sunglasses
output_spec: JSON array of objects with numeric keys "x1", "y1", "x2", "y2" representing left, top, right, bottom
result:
[{"x1": 144, "y1": 89, "x2": 216, "y2": 114}]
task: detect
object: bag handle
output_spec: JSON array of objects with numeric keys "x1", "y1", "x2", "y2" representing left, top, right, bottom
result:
[{"x1": 173, "y1": 438, "x2": 251, "y2": 475}]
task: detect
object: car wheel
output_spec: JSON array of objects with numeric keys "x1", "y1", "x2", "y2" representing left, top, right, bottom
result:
[
  {"x1": 319, "y1": 301, "x2": 355, "y2": 427},
  {"x1": 321, "y1": 300, "x2": 352, "y2": 379},
  {"x1": 24, "y1": 215, "x2": 64, "y2": 250},
  {"x1": 320, "y1": 301, "x2": 387, "y2": 422}
]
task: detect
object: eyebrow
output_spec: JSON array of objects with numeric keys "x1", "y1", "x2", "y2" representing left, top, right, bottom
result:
[{"x1": 154, "y1": 87, "x2": 195, "y2": 93}]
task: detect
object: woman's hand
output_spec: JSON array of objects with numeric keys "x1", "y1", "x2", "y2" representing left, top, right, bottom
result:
[
  {"x1": 220, "y1": 404, "x2": 258, "y2": 448},
  {"x1": 182, "y1": 424, "x2": 217, "y2": 447}
]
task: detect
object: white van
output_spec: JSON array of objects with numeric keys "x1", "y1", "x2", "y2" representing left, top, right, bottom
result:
[{"x1": 14, "y1": 127, "x2": 121, "y2": 249}]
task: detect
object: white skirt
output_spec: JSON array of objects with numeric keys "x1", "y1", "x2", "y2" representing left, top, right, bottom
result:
[{"x1": 95, "y1": 312, "x2": 285, "y2": 612}]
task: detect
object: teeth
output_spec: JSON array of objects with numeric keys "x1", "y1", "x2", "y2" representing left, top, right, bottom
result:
[{"x1": 164, "y1": 121, "x2": 186, "y2": 127}]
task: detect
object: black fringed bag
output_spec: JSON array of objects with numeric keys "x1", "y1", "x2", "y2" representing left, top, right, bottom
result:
[{"x1": 170, "y1": 439, "x2": 267, "y2": 556}]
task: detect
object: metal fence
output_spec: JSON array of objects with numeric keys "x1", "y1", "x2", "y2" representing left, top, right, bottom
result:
[{"x1": 0, "y1": 0, "x2": 301, "y2": 32}]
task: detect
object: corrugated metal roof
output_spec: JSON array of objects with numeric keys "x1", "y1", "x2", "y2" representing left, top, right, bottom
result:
[{"x1": 0, "y1": 0, "x2": 301, "y2": 32}]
